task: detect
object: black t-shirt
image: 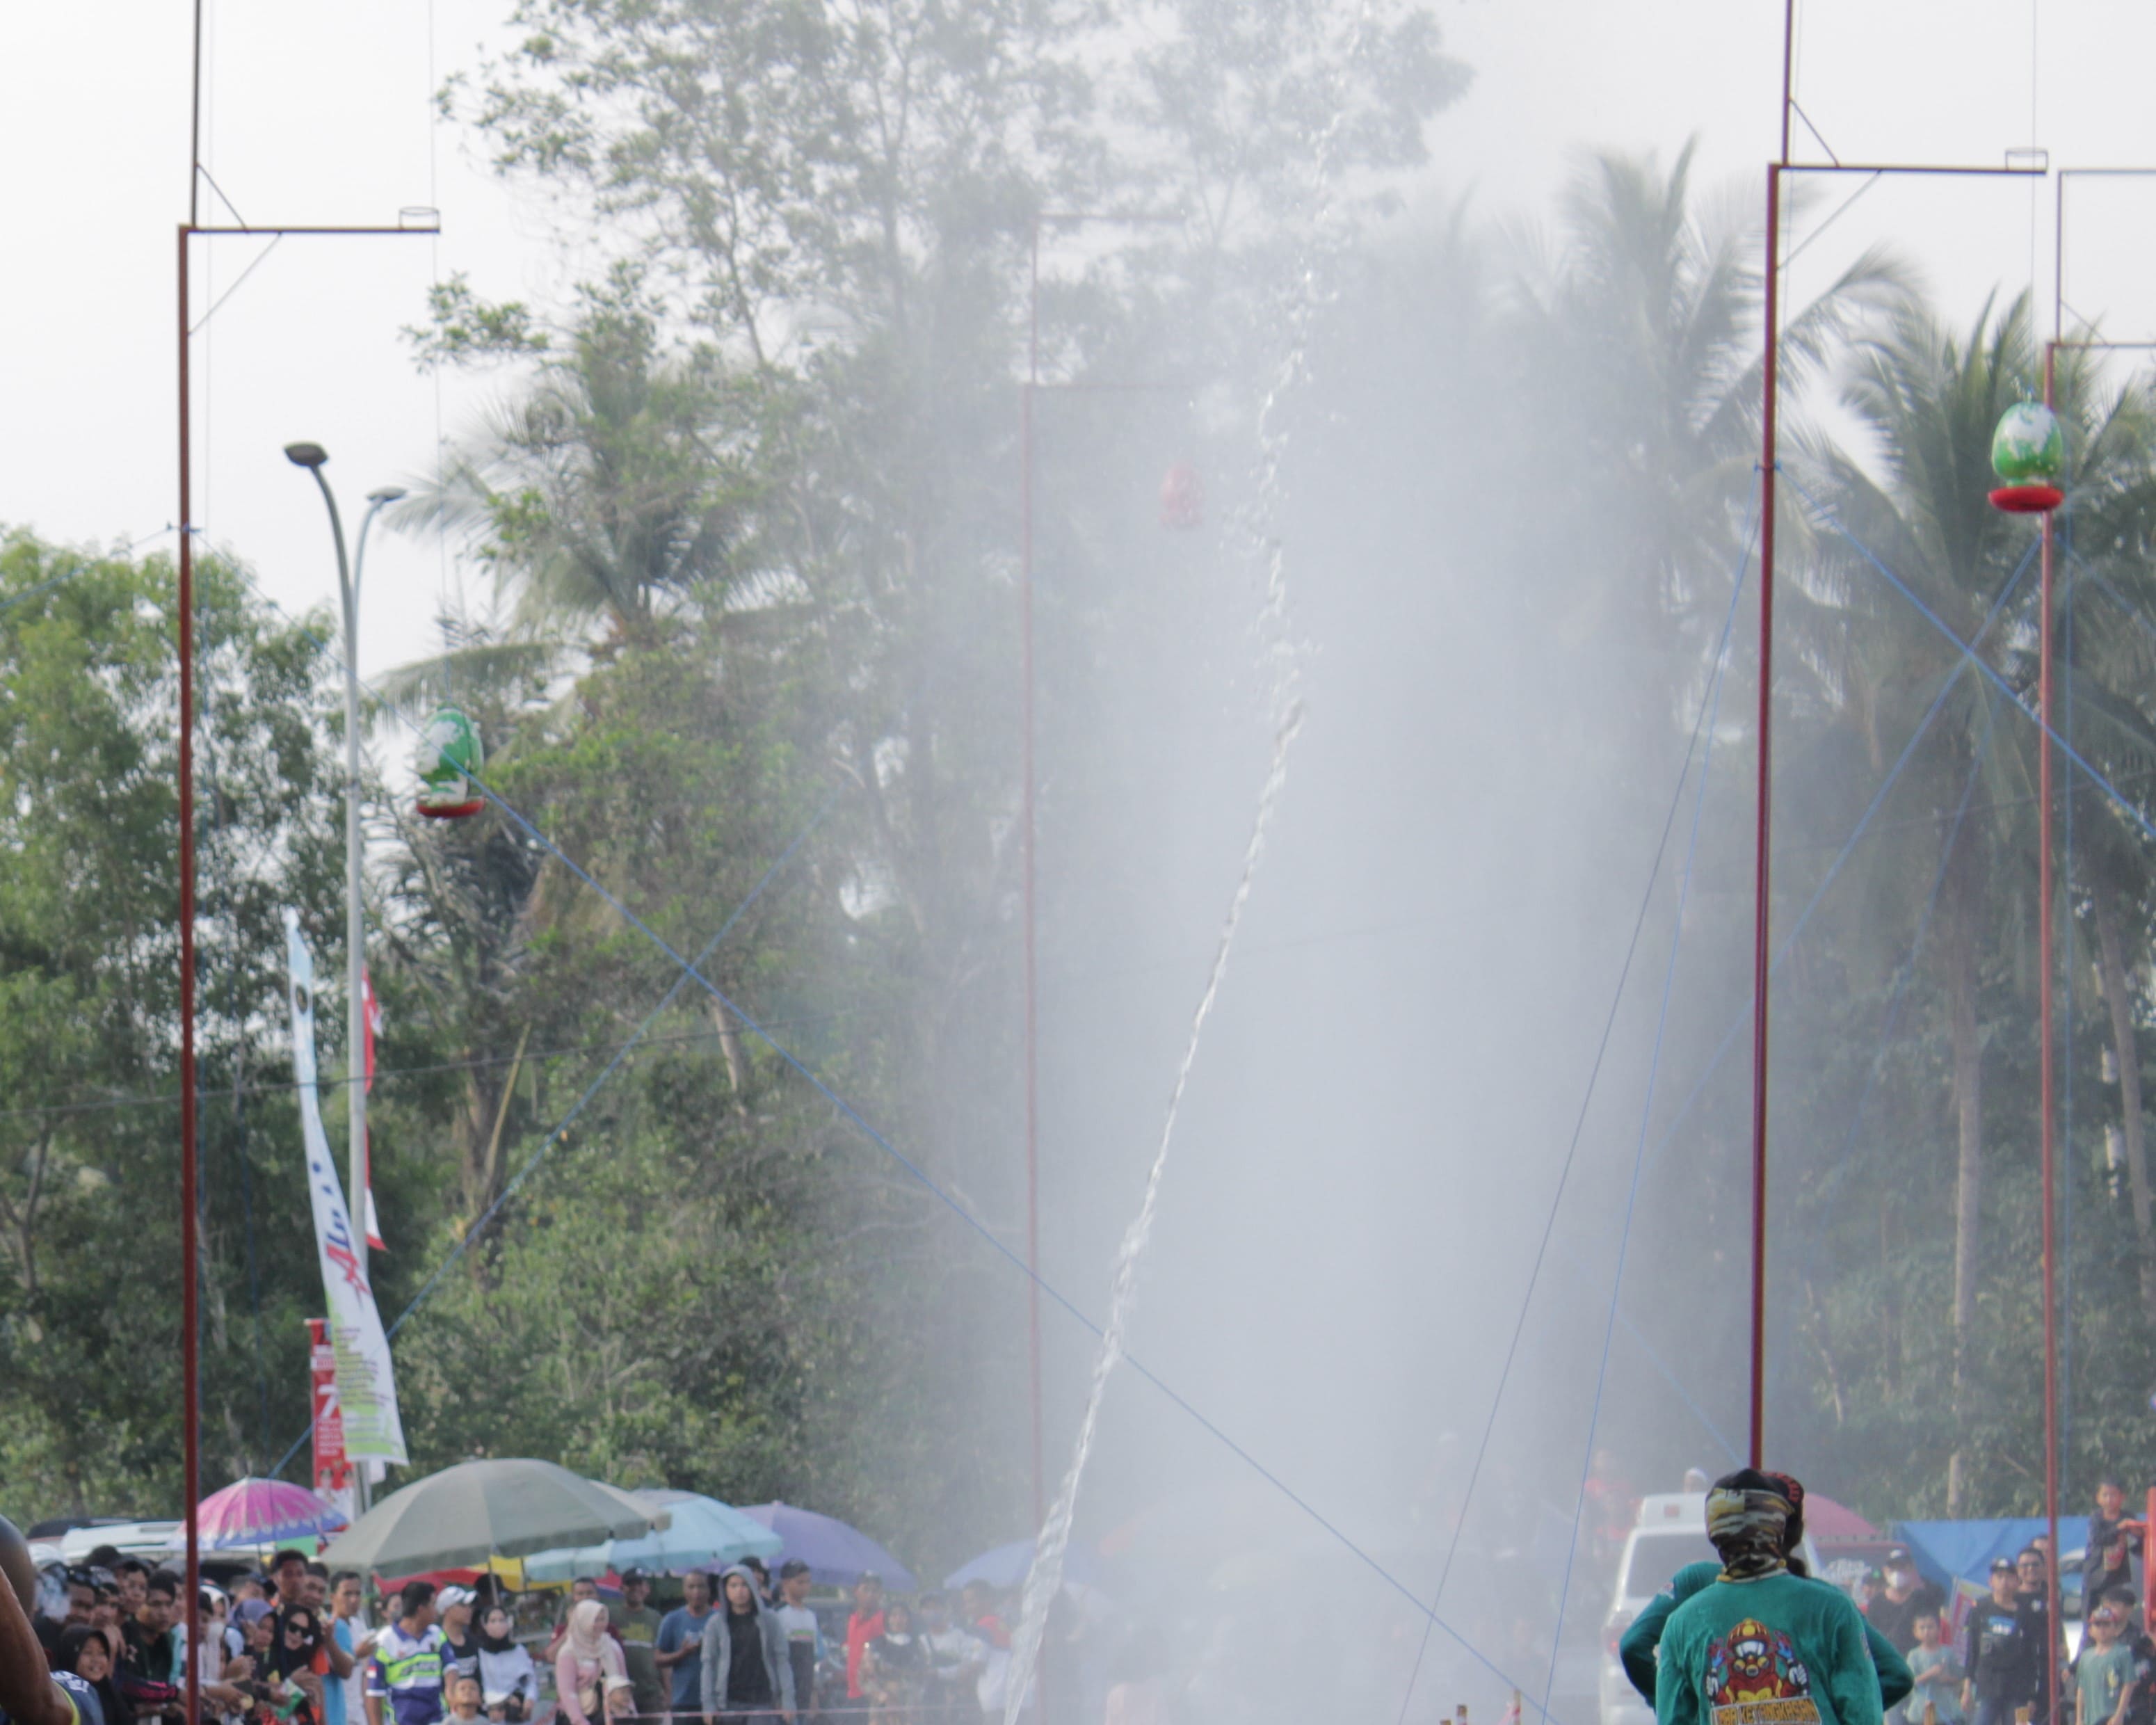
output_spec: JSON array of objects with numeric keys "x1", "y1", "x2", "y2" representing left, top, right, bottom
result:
[
  {"x1": 443, "y1": 1632, "x2": 480, "y2": 1688},
  {"x1": 725, "y1": 1613, "x2": 772, "y2": 1708},
  {"x1": 1966, "y1": 1600, "x2": 2040, "y2": 1702},
  {"x1": 1871, "y1": 1583, "x2": 1947, "y2": 1654},
  {"x1": 2121, "y1": 1632, "x2": 2156, "y2": 1725}
]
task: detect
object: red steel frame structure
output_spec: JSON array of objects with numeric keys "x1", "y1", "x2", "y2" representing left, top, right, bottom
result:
[
  {"x1": 2048, "y1": 162, "x2": 2156, "y2": 1651},
  {"x1": 1754, "y1": 15, "x2": 2080, "y2": 1720},
  {"x1": 176, "y1": 216, "x2": 432, "y2": 1722},
  {"x1": 177, "y1": 17, "x2": 435, "y2": 1716},
  {"x1": 1753, "y1": 26, "x2": 2073, "y2": 1712},
  {"x1": 1018, "y1": 210, "x2": 1184, "y2": 1537}
]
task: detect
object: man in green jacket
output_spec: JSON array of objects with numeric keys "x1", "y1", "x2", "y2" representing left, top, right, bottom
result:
[
  {"x1": 1623, "y1": 1472, "x2": 1910, "y2": 1714},
  {"x1": 1655, "y1": 1470, "x2": 1885, "y2": 1725}
]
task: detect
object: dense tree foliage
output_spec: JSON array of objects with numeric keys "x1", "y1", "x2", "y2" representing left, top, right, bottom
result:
[{"x1": 16, "y1": 0, "x2": 2156, "y2": 1572}]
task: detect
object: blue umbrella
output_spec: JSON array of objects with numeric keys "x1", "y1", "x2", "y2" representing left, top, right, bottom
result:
[
  {"x1": 738, "y1": 1502, "x2": 914, "y2": 1590},
  {"x1": 944, "y1": 1539, "x2": 1100, "y2": 1594},
  {"x1": 522, "y1": 1491, "x2": 782, "y2": 1582}
]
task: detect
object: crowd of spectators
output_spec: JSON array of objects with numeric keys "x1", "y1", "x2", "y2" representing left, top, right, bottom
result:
[
  {"x1": 1851, "y1": 1479, "x2": 2155, "y2": 1725},
  {"x1": 18, "y1": 1544, "x2": 1054, "y2": 1725}
]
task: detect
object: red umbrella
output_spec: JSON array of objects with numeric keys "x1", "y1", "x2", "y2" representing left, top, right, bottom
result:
[
  {"x1": 1803, "y1": 1494, "x2": 1879, "y2": 1542},
  {"x1": 199, "y1": 1477, "x2": 348, "y2": 1551}
]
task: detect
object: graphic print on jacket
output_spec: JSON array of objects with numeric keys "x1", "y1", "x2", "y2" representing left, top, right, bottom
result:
[{"x1": 1705, "y1": 1619, "x2": 1822, "y2": 1725}]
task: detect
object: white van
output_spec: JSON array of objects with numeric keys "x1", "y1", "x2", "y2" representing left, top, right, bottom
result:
[{"x1": 1597, "y1": 1493, "x2": 1823, "y2": 1725}]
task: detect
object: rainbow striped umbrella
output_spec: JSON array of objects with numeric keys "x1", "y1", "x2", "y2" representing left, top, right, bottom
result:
[{"x1": 198, "y1": 1477, "x2": 348, "y2": 1550}]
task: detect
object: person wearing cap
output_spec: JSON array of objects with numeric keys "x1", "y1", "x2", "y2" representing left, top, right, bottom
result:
[
  {"x1": 843, "y1": 1575, "x2": 885, "y2": 1708},
  {"x1": 1963, "y1": 1558, "x2": 2041, "y2": 1725},
  {"x1": 1653, "y1": 1469, "x2": 1882, "y2": 1725},
  {"x1": 1869, "y1": 1551, "x2": 1946, "y2": 1659},
  {"x1": 770, "y1": 1563, "x2": 823, "y2": 1724},
  {"x1": 437, "y1": 1588, "x2": 481, "y2": 1694},
  {"x1": 2073, "y1": 1603, "x2": 2134, "y2": 1725},
  {"x1": 615, "y1": 1570, "x2": 668, "y2": 1722}
]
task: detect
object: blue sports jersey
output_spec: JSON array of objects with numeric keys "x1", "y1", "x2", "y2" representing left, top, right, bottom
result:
[{"x1": 367, "y1": 1624, "x2": 449, "y2": 1725}]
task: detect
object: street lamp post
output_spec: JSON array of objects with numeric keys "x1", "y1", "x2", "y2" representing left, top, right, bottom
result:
[{"x1": 283, "y1": 443, "x2": 404, "y2": 1422}]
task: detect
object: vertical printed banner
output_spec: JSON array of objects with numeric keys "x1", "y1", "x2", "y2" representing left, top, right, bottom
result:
[
  {"x1": 308, "y1": 1317, "x2": 356, "y2": 1524},
  {"x1": 285, "y1": 910, "x2": 409, "y2": 1466}
]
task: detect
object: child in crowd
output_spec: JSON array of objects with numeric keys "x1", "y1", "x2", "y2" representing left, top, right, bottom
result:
[
  {"x1": 2073, "y1": 1605, "x2": 2137, "y2": 1725},
  {"x1": 446, "y1": 1675, "x2": 488, "y2": 1725},
  {"x1": 1906, "y1": 1612, "x2": 1965, "y2": 1725}
]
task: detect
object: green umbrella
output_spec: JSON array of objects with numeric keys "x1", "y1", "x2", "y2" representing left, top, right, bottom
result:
[{"x1": 320, "y1": 1459, "x2": 667, "y2": 1575}]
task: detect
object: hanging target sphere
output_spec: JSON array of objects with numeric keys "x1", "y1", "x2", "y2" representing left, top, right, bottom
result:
[
  {"x1": 415, "y1": 705, "x2": 486, "y2": 819},
  {"x1": 1988, "y1": 401, "x2": 2065, "y2": 513},
  {"x1": 1159, "y1": 460, "x2": 1204, "y2": 531}
]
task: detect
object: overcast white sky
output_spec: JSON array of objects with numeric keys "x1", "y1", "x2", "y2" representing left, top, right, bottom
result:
[{"x1": 1, "y1": 1, "x2": 2153, "y2": 684}]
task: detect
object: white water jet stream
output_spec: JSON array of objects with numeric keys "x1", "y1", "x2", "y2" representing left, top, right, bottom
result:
[
  {"x1": 999, "y1": 692, "x2": 1303, "y2": 1725},
  {"x1": 998, "y1": 16, "x2": 1382, "y2": 1715}
]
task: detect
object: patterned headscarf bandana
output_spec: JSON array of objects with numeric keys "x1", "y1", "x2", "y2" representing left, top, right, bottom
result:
[{"x1": 1706, "y1": 1486, "x2": 1793, "y2": 1581}]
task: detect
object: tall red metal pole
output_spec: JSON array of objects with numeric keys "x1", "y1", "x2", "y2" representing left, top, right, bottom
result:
[
  {"x1": 177, "y1": 220, "x2": 203, "y2": 1725},
  {"x1": 2039, "y1": 342, "x2": 2062, "y2": 1725},
  {"x1": 1022, "y1": 219, "x2": 1045, "y2": 1539},
  {"x1": 1749, "y1": 161, "x2": 1781, "y2": 1473},
  {"x1": 1749, "y1": 0, "x2": 1795, "y2": 1473}
]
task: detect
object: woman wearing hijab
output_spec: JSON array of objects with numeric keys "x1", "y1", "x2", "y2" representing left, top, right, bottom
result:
[
  {"x1": 1652, "y1": 1469, "x2": 1884, "y2": 1725},
  {"x1": 555, "y1": 1600, "x2": 632, "y2": 1725},
  {"x1": 55, "y1": 1623, "x2": 126, "y2": 1725},
  {"x1": 698, "y1": 1567, "x2": 794, "y2": 1725},
  {"x1": 476, "y1": 1607, "x2": 536, "y2": 1723},
  {"x1": 862, "y1": 1601, "x2": 926, "y2": 1725}
]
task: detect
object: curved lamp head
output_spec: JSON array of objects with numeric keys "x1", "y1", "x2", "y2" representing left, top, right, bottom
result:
[
  {"x1": 283, "y1": 442, "x2": 330, "y2": 470},
  {"x1": 367, "y1": 486, "x2": 409, "y2": 505}
]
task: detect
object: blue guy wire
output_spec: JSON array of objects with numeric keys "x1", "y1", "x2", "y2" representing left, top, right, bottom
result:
[
  {"x1": 1783, "y1": 472, "x2": 2156, "y2": 849},
  {"x1": 1392, "y1": 495, "x2": 1760, "y2": 1725},
  {"x1": 1633, "y1": 531, "x2": 2044, "y2": 1185},
  {"x1": 1538, "y1": 518, "x2": 1740, "y2": 1725},
  {"x1": 1829, "y1": 689, "x2": 2001, "y2": 1169},
  {"x1": 241, "y1": 577, "x2": 1561, "y2": 1719},
  {"x1": 268, "y1": 773, "x2": 851, "y2": 1479}
]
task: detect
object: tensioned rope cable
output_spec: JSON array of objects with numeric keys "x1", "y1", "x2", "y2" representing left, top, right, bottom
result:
[
  {"x1": 1783, "y1": 471, "x2": 2156, "y2": 849},
  {"x1": 1828, "y1": 687, "x2": 2001, "y2": 1169},
  {"x1": 1632, "y1": 527, "x2": 2045, "y2": 1185},
  {"x1": 264, "y1": 768, "x2": 853, "y2": 1479},
  {"x1": 0, "y1": 528, "x2": 177, "y2": 619},
  {"x1": 1393, "y1": 495, "x2": 1760, "y2": 1725},
  {"x1": 1519, "y1": 517, "x2": 2042, "y2": 1476},
  {"x1": 237, "y1": 575, "x2": 1557, "y2": 1719},
  {"x1": 1539, "y1": 509, "x2": 1740, "y2": 1725}
]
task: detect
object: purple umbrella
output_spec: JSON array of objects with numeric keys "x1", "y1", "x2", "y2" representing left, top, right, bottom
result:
[
  {"x1": 199, "y1": 1477, "x2": 347, "y2": 1550},
  {"x1": 737, "y1": 1502, "x2": 914, "y2": 1590}
]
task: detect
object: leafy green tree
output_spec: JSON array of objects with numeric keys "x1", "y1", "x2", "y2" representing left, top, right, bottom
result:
[{"x1": 0, "y1": 531, "x2": 344, "y2": 1504}]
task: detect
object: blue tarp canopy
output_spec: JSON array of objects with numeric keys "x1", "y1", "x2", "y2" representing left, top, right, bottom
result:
[{"x1": 1894, "y1": 1517, "x2": 2090, "y2": 1593}]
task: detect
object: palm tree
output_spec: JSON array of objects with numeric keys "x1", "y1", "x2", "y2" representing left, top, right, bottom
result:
[
  {"x1": 1505, "y1": 141, "x2": 1905, "y2": 680},
  {"x1": 401, "y1": 284, "x2": 762, "y2": 645},
  {"x1": 1812, "y1": 291, "x2": 2156, "y2": 1505}
]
